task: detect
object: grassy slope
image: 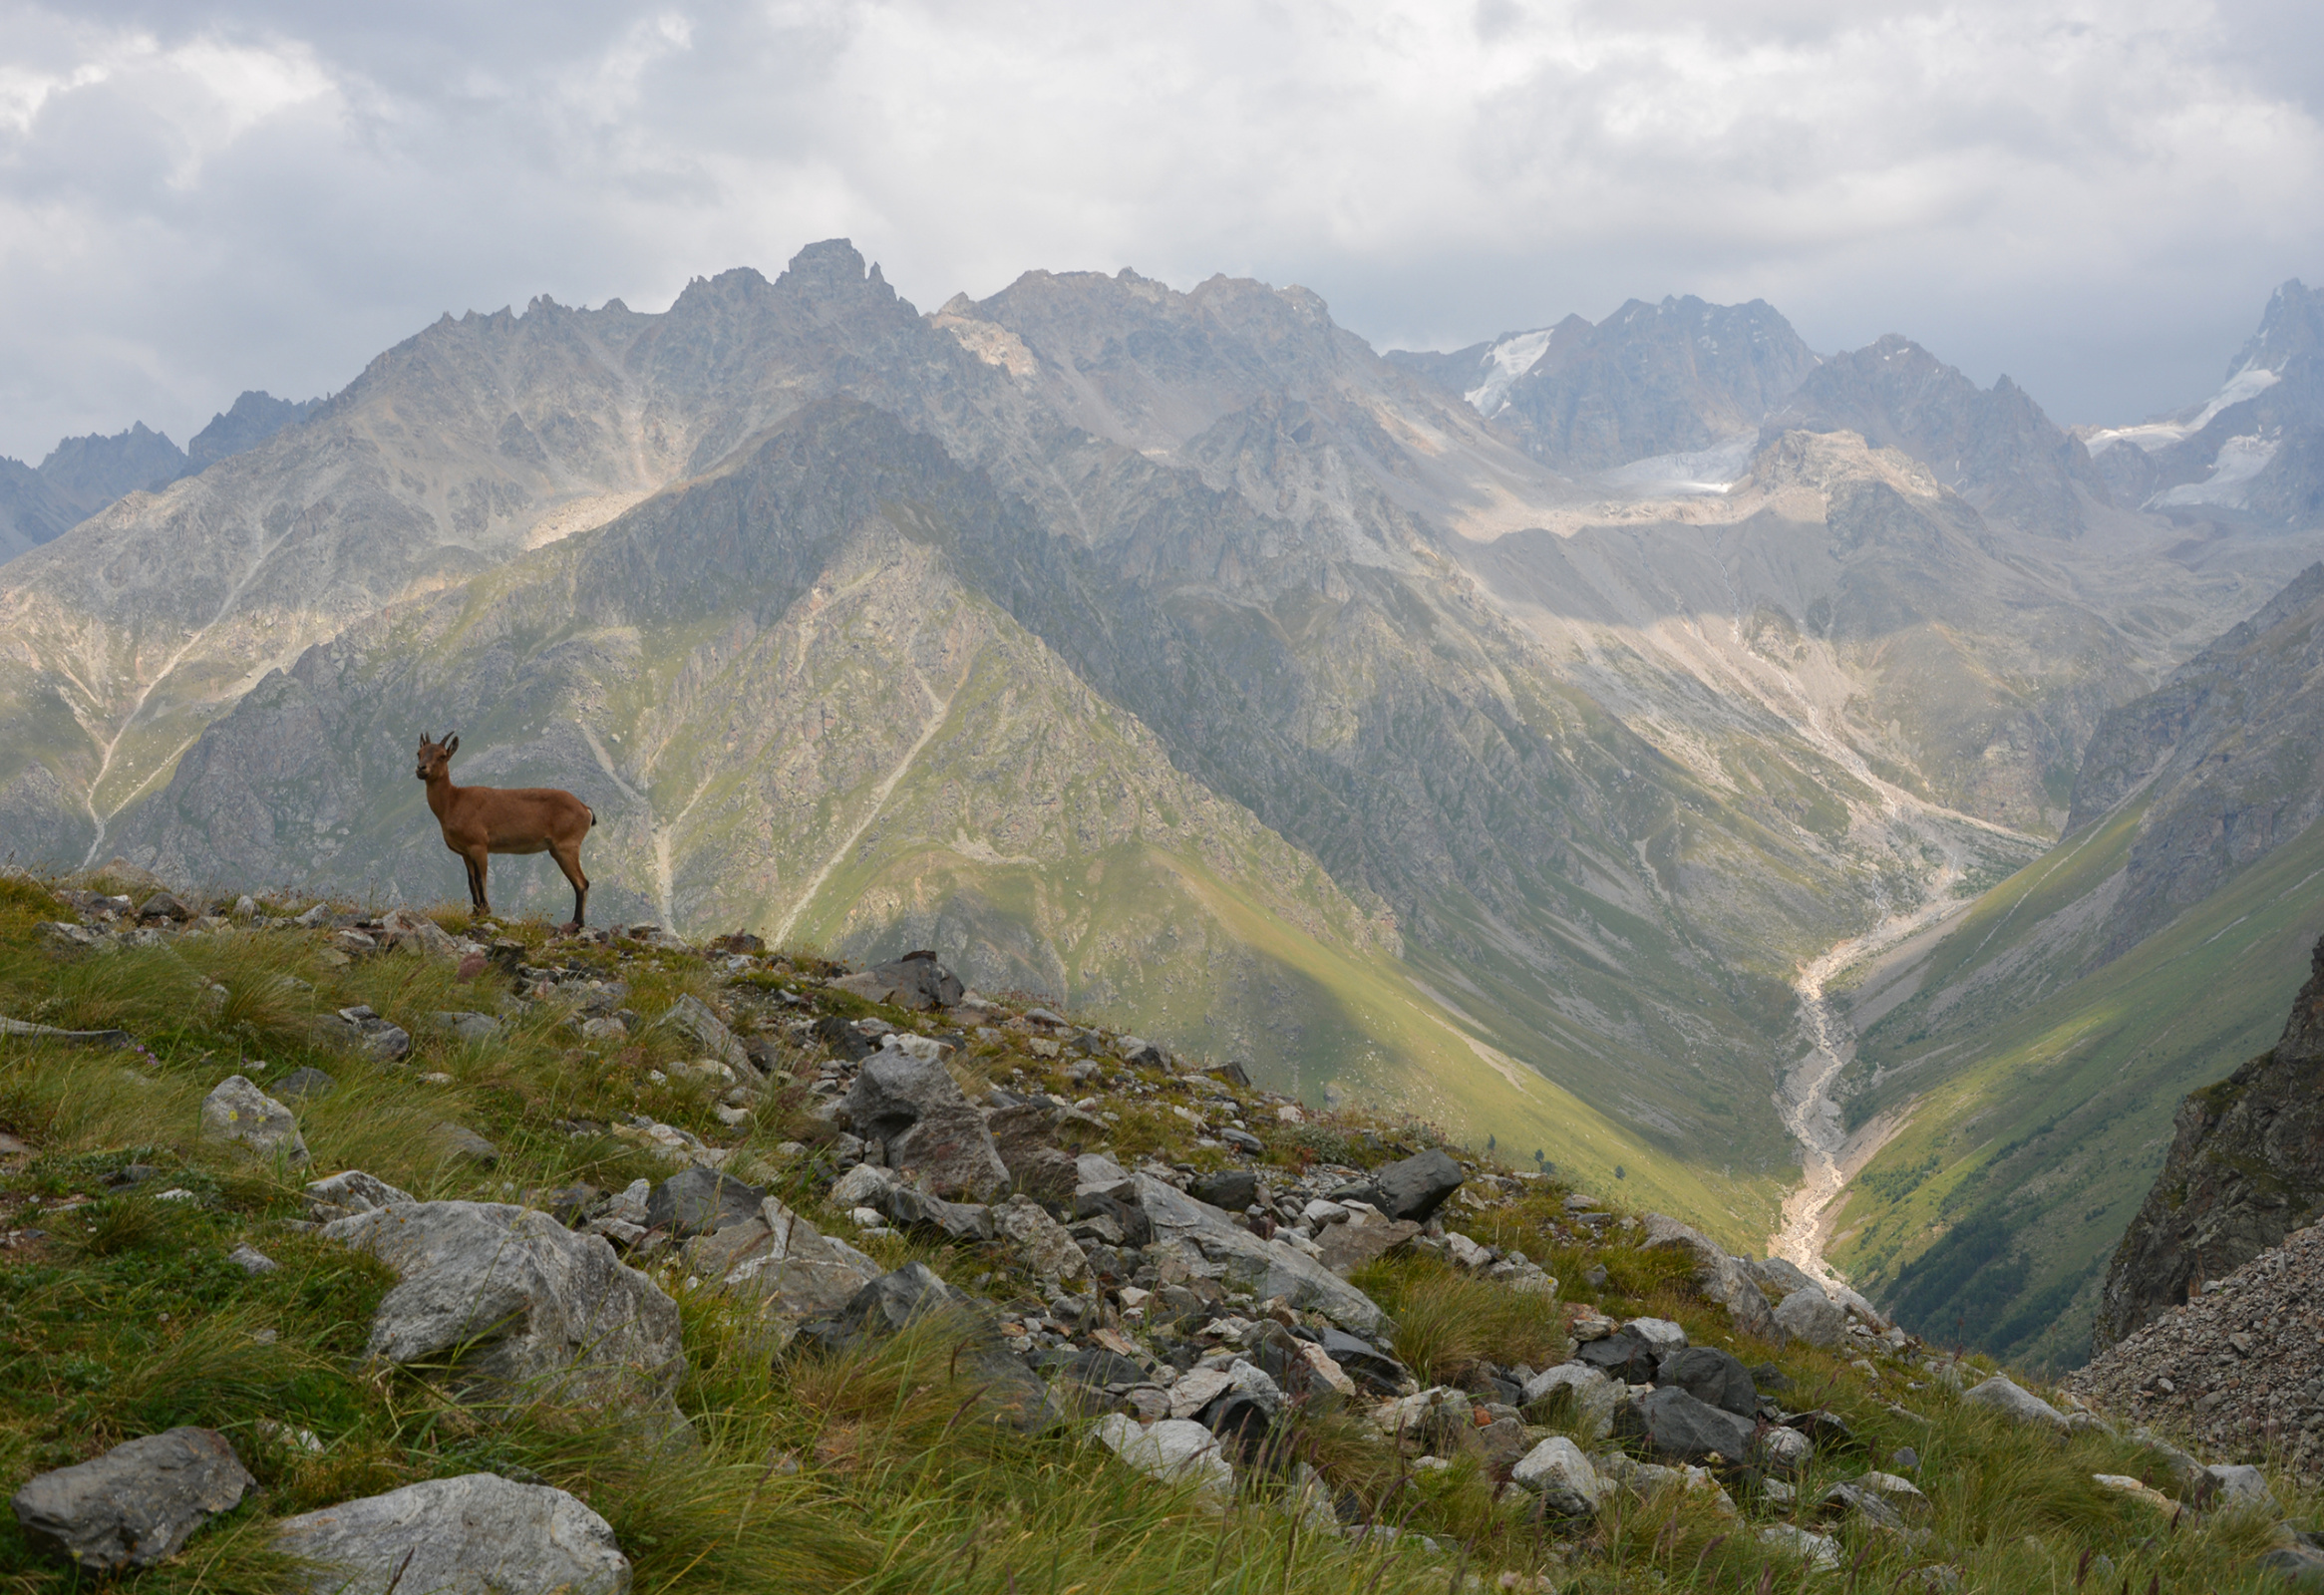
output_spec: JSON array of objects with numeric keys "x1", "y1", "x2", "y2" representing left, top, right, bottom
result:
[
  {"x1": 1826, "y1": 808, "x2": 2324, "y2": 1370},
  {"x1": 0, "y1": 875, "x2": 2312, "y2": 1595}
]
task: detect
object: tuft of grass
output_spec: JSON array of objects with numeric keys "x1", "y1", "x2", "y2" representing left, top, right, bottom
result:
[{"x1": 1350, "y1": 1254, "x2": 1570, "y2": 1386}]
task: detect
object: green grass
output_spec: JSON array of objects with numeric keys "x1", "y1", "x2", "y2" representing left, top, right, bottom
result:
[
  {"x1": 2, "y1": 877, "x2": 2318, "y2": 1594},
  {"x1": 1827, "y1": 806, "x2": 2324, "y2": 1370}
]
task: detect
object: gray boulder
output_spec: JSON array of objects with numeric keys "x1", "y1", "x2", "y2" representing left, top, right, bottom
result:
[
  {"x1": 654, "y1": 994, "x2": 750, "y2": 1072},
  {"x1": 432, "y1": 1011, "x2": 500, "y2": 1044},
  {"x1": 883, "y1": 1185, "x2": 995, "y2": 1244},
  {"x1": 1520, "y1": 1364, "x2": 1620, "y2": 1440},
  {"x1": 1511, "y1": 1436, "x2": 1605, "y2": 1517},
  {"x1": 199, "y1": 1075, "x2": 308, "y2": 1165},
  {"x1": 1655, "y1": 1346, "x2": 1758, "y2": 1418},
  {"x1": 1625, "y1": 1386, "x2": 1756, "y2": 1464},
  {"x1": 305, "y1": 1169, "x2": 415, "y2": 1222},
  {"x1": 324, "y1": 1201, "x2": 684, "y2": 1420},
  {"x1": 12, "y1": 1428, "x2": 253, "y2": 1572},
  {"x1": 1959, "y1": 1374, "x2": 2070, "y2": 1431},
  {"x1": 274, "y1": 1067, "x2": 337, "y2": 1101},
  {"x1": 1574, "y1": 1327, "x2": 1658, "y2": 1384},
  {"x1": 841, "y1": 1053, "x2": 1009, "y2": 1199},
  {"x1": 2207, "y1": 1461, "x2": 2279, "y2": 1514},
  {"x1": 1641, "y1": 1213, "x2": 1778, "y2": 1340},
  {"x1": 697, "y1": 1196, "x2": 881, "y2": 1319},
  {"x1": 0, "y1": 1014, "x2": 135, "y2": 1047},
  {"x1": 379, "y1": 909, "x2": 462, "y2": 958},
  {"x1": 992, "y1": 1193, "x2": 1090, "y2": 1283},
  {"x1": 645, "y1": 1168, "x2": 764, "y2": 1237},
  {"x1": 1131, "y1": 1174, "x2": 1391, "y2": 1334},
  {"x1": 1369, "y1": 1148, "x2": 1465, "y2": 1222},
  {"x1": 325, "y1": 1006, "x2": 412, "y2": 1063},
  {"x1": 272, "y1": 1474, "x2": 628, "y2": 1595},
  {"x1": 1774, "y1": 1285, "x2": 1848, "y2": 1348},
  {"x1": 1092, "y1": 1415, "x2": 1231, "y2": 1500},
  {"x1": 830, "y1": 951, "x2": 963, "y2": 1011}
]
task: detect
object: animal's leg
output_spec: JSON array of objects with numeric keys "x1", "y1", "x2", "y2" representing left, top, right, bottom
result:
[
  {"x1": 466, "y1": 846, "x2": 493, "y2": 913},
  {"x1": 552, "y1": 840, "x2": 589, "y2": 931}
]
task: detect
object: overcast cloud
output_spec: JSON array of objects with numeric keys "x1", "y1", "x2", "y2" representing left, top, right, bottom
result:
[{"x1": 2, "y1": 0, "x2": 2320, "y2": 461}]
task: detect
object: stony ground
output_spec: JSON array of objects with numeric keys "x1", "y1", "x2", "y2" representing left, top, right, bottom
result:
[
  {"x1": 2067, "y1": 1222, "x2": 2324, "y2": 1476},
  {"x1": 6, "y1": 865, "x2": 2324, "y2": 1593}
]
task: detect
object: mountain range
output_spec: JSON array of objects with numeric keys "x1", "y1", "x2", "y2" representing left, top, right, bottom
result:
[
  {"x1": 5, "y1": 245, "x2": 2323, "y2": 1340},
  {"x1": 0, "y1": 391, "x2": 320, "y2": 563}
]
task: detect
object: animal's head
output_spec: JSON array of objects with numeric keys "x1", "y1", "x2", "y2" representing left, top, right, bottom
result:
[{"x1": 416, "y1": 733, "x2": 460, "y2": 782}]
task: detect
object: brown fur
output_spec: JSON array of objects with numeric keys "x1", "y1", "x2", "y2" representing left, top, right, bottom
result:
[{"x1": 414, "y1": 735, "x2": 594, "y2": 929}]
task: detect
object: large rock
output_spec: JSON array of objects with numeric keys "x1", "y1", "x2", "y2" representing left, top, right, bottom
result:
[
  {"x1": 305, "y1": 1169, "x2": 415, "y2": 1222},
  {"x1": 323, "y1": 1201, "x2": 685, "y2": 1420},
  {"x1": 1959, "y1": 1374, "x2": 2070, "y2": 1431},
  {"x1": 984, "y1": 1103, "x2": 1094, "y2": 1199},
  {"x1": 1624, "y1": 1386, "x2": 1757, "y2": 1464},
  {"x1": 645, "y1": 1168, "x2": 764, "y2": 1237},
  {"x1": 12, "y1": 1428, "x2": 253, "y2": 1572},
  {"x1": 1773, "y1": 1285, "x2": 1848, "y2": 1348},
  {"x1": 1131, "y1": 1174, "x2": 1390, "y2": 1334},
  {"x1": 1092, "y1": 1416, "x2": 1232, "y2": 1501},
  {"x1": 701, "y1": 1197, "x2": 881, "y2": 1319},
  {"x1": 199, "y1": 1075, "x2": 308, "y2": 1165},
  {"x1": 992, "y1": 1194, "x2": 1089, "y2": 1283},
  {"x1": 1574, "y1": 1326, "x2": 1658, "y2": 1384},
  {"x1": 1641, "y1": 1213, "x2": 1778, "y2": 1339},
  {"x1": 830, "y1": 951, "x2": 963, "y2": 1011},
  {"x1": 1369, "y1": 1148, "x2": 1465, "y2": 1222},
  {"x1": 1314, "y1": 1218, "x2": 1421, "y2": 1277},
  {"x1": 1655, "y1": 1346, "x2": 1758, "y2": 1418},
  {"x1": 1520, "y1": 1364, "x2": 1620, "y2": 1440},
  {"x1": 378, "y1": 908, "x2": 462, "y2": 958},
  {"x1": 654, "y1": 994, "x2": 750, "y2": 1073},
  {"x1": 841, "y1": 1053, "x2": 1009, "y2": 1199},
  {"x1": 271, "y1": 1474, "x2": 628, "y2": 1595},
  {"x1": 1511, "y1": 1436, "x2": 1606, "y2": 1517},
  {"x1": 883, "y1": 1186, "x2": 995, "y2": 1243},
  {"x1": 2098, "y1": 932, "x2": 2324, "y2": 1350},
  {"x1": 0, "y1": 1015, "x2": 136, "y2": 1048}
]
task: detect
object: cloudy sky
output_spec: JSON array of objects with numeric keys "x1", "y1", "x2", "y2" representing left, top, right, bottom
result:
[{"x1": 2, "y1": 0, "x2": 2319, "y2": 462}]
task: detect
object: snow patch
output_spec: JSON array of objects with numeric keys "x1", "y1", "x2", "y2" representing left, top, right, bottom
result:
[
  {"x1": 2086, "y1": 363, "x2": 2282, "y2": 456},
  {"x1": 2154, "y1": 432, "x2": 2279, "y2": 508},
  {"x1": 1463, "y1": 329, "x2": 1554, "y2": 418},
  {"x1": 1598, "y1": 435, "x2": 1756, "y2": 496}
]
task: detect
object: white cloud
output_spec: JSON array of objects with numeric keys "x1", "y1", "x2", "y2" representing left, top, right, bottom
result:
[{"x1": 0, "y1": 0, "x2": 2320, "y2": 459}]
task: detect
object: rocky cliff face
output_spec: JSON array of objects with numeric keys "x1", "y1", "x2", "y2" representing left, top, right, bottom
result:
[
  {"x1": 1761, "y1": 335, "x2": 2108, "y2": 537},
  {"x1": 35, "y1": 421, "x2": 193, "y2": 515},
  {"x1": 1389, "y1": 296, "x2": 1819, "y2": 472},
  {"x1": 2095, "y1": 932, "x2": 2324, "y2": 1351}
]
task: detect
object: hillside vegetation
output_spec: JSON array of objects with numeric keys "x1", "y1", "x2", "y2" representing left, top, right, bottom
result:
[{"x1": 0, "y1": 872, "x2": 2318, "y2": 1594}]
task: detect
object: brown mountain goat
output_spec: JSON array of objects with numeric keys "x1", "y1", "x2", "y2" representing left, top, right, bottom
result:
[{"x1": 414, "y1": 735, "x2": 595, "y2": 930}]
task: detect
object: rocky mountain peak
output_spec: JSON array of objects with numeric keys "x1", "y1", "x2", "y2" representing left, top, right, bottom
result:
[
  {"x1": 1389, "y1": 294, "x2": 1818, "y2": 473},
  {"x1": 1761, "y1": 334, "x2": 2106, "y2": 536},
  {"x1": 186, "y1": 391, "x2": 322, "y2": 469},
  {"x1": 35, "y1": 421, "x2": 192, "y2": 515},
  {"x1": 2232, "y1": 278, "x2": 2324, "y2": 378}
]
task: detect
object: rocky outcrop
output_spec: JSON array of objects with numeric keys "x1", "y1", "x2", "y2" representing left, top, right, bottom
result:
[
  {"x1": 271, "y1": 1474, "x2": 629, "y2": 1595},
  {"x1": 12, "y1": 1429, "x2": 253, "y2": 1572},
  {"x1": 2096, "y1": 931, "x2": 2324, "y2": 1351},
  {"x1": 2068, "y1": 1220, "x2": 2324, "y2": 1472},
  {"x1": 324, "y1": 1200, "x2": 686, "y2": 1423}
]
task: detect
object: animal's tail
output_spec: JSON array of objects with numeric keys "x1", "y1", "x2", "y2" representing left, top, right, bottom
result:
[{"x1": 586, "y1": 804, "x2": 596, "y2": 829}]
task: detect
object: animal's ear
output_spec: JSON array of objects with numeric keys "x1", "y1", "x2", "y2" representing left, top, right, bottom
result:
[{"x1": 446, "y1": 734, "x2": 460, "y2": 757}]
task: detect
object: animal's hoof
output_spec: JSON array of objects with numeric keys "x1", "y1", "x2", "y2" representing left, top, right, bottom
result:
[{"x1": 557, "y1": 921, "x2": 581, "y2": 935}]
